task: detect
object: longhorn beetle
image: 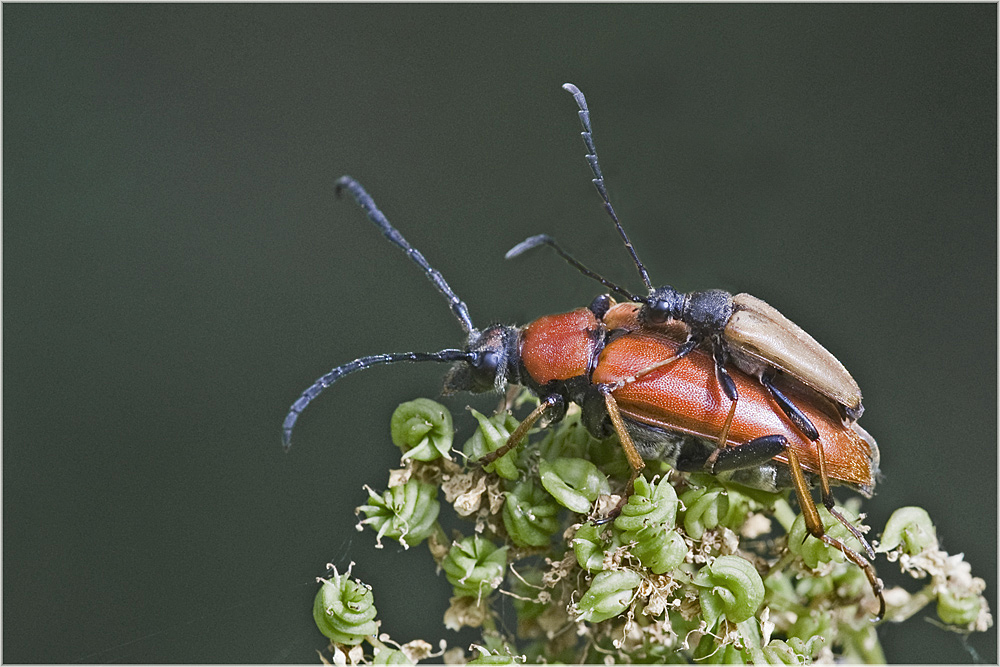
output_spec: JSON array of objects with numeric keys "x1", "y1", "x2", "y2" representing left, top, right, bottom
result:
[
  {"x1": 281, "y1": 177, "x2": 884, "y2": 617},
  {"x1": 508, "y1": 83, "x2": 870, "y2": 549}
]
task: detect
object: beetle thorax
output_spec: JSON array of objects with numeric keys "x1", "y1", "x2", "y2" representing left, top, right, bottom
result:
[{"x1": 682, "y1": 289, "x2": 734, "y2": 337}]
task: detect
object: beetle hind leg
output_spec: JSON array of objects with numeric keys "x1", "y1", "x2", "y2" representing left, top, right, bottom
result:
[
  {"x1": 784, "y1": 442, "x2": 885, "y2": 620},
  {"x1": 758, "y1": 376, "x2": 876, "y2": 559}
]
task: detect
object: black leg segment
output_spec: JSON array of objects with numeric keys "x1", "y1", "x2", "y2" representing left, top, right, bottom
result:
[
  {"x1": 760, "y1": 375, "x2": 820, "y2": 442},
  {"x1": 708, "y1": 435, "x2": 787, "y2": 473}
]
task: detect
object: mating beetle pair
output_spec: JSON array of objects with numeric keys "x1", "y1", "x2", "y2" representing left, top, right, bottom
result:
[{"x1": 282, "y1": 84, "x2": 883, "y2": 618}]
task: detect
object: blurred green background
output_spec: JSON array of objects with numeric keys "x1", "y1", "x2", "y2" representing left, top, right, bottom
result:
[{"x1": 4, "y1": 4, "x2": 995, "y2": 663}]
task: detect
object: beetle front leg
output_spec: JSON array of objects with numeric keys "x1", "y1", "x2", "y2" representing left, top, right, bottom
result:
[
  {"x1": 591, "y1": 387, "x2": 645, "y2": 525},
  {"x1": 476, "y1": 393, "x2": 564, "y2": 465}
]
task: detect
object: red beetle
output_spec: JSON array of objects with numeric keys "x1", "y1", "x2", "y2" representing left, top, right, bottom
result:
[{"x1": 283, "y1": 176, "x2": 884, "y2": 617}]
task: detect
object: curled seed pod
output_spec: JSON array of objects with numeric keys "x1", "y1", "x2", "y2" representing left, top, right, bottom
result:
[
  {"x1": 761, "y1": 637, "x2": 823, "y2": 664},
  {"x1": 462, "y1": 409, "x2": 522, "y2": 480},
  {"x1": 627, "y1": 524, "x2": 688, "y2": 575},
  {"x1": 371, "y1": 646, "x2": 411, "y2": 665},
  {"x1": 937, "y1": 589, "x2": 985, "y2": 627},
  {"x1": 692, "y1": 555, "x2": 765, "y2": 626},
  {"x1": 575, "y1": 569, "x2": 642, "y2": 623},
  {"x1": 877, "y1": 506, "x2": 938, "y2": 555},
  {"x1": 613, "y1": 475, "x2": 678, "y2": 533},
  {"x1": 680, "y1": 485, "x2": 746, "y2": 540},
  {"x1": 787, "y1": 505, "x2": 861, "y2": 569},
  {"x1": 356, "y1": 479, "x2": 440, "y2": 548},
  {"x1": 442, "y1": 535, "x2": 508, "y2": 598},
  {"x1": 313, "y1": 570, "x2": 379, "y2": 646},
  {"x1": 467, "y1": 645, "x2": 522, "y2": 665},
  {"x1": 390, "y1": 398, "x2": 454, "y2": 461},
  {"x1": 534, "y1": 410, "x2": 594, "y2": 461},
  {"x1": 502, "y1": 481, "x2": 562, "y2": 548},
  {"x1": 538, "y1": 457, "x2": 611, "y2": 514},
  {"x1": 572, "y1": 523, "x2": 615, "y2": 572}
]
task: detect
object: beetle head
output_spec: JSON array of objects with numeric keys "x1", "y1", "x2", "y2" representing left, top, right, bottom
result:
[
  {"x1": 641, "y1": 286, "x2": 685, "y2": 325},
  {"x1": 443, "y1": 325, "x2": 521, "y2": 395}
]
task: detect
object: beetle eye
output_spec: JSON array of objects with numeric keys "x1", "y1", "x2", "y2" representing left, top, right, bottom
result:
[
  {"x1": 646, "y1": 299, "x2": 671, "y2": 324},
  {"x1": 468, "y1": 350, "x2": 500, "y2": 389},
  {"x1": 474, "y1": 350, "x2": 499, "y2": 374}
]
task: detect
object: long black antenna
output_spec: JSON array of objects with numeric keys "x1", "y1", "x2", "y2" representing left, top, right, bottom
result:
[
  {"x1": 562, "y1": 83, "x2": 653, "y2": 293},
  {"x1": 335, "y1": 176, "x2": 476, "y2": 335},
  {"x1": 506, "y1": 234, "x2": 639, "y2": 302},
  {"x1": 282, "y1": 350, "x2": 473, "y2": 450}
]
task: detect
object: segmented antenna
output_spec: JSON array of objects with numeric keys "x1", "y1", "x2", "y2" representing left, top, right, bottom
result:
[
  {"x1": 335, "y1": 176, "x2": 476, "y2": 335},
  {"x1": 282, "y1": 349, "x2": 472, "y2": 450},
  {"x1": 561, "y1": 83, "x2": 653, "y2": 293},
  {"x1": 506, "y1": 234, "x2": 638, "y2": 302}
]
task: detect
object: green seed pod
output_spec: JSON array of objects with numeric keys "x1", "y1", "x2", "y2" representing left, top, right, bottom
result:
[
  {"x1": 538, "y1": 457, "x2": 610, "y2": 514},
  {"x1": 878, "y1": 506, "x2": 938, "y2": 555},
  {"x1": 572, "y1": 523, "x2": 615, "y2": 572},
  {"x1": 371, "y1": 646, "x2": 411, "y2": 665},
  {"x1": 442, "y1": 535, "x2": 508, "y2": 599},
  {"x1": 502, "y1": 481, "x2": 562, "y2": 548},
  {"x1": 937, "y1": 589, "x2": 984, "y2": 627},
  {"x1": 356, "y1": 479, "x2": 440, "y2": 548},
  {"x1": 787, "y1": 608, "x2": 835, "y2": 647},
  {"x1": 680, "y1": 485, "x2": 746, "y2": 540},
  {"x1": 692, "y1": 555, "x2": 764, "y2": 626},
  {"x1": 509, "y1": 566, "x2": 547, "y2": 629},
  {"x1": 462, "y1": 409, "x2": 522, "y2": 480},
  {"x1": 467, "y1": 646, "x2": 520, "y2": 665},
  {"x1": 787, "y1": 505, "x2": 860, "y2": 569},
  {"x1": 534, "y1": 411, "x2": 593, "y2": 461},
  {"x1": 390, "y1": 398, "x2": 454, "y2": 461},
  {"x1": 313, "y1": 570, "x2": 379, "y2": 646},
  {"x1": 692, "y1": 633, "x2": 746, "y2": 664},
  {"x1": 575, "y1": 569, "x2": 642, "y2": 623},
  {"x1": 627, "y1": 524, "x2": 688, "y2": 575},
  {"x1": 761, "y1": 637, "x2": 823, "y2": 664},
  {"x1": 613, "y1": 475, "x2": 678, "y2": 533}
]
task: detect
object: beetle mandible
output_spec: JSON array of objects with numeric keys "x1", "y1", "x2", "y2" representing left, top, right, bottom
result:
[
  {"x1": 281, "y1": 171, "x2": 884, "y2": 617},
  {"x1": 508, "y1": 83, "x2": 869, "y2": 540}
]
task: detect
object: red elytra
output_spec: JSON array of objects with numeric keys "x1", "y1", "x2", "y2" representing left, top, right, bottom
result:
[
  {"x1": 595, "y1": 305, "x2": 876, "y2": 492},
  {"x1": 518, "y1": 301, "x2": 877, "y2": 493}
]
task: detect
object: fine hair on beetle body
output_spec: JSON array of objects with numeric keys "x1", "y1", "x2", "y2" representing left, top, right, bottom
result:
[{"x1": 281, "y1": 85, "x2": 884, "y2": 619}]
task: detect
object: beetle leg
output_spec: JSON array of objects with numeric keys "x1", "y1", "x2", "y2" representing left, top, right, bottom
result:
[
  {"x1": 705, "y1": 434, "x2": 788, "y2": 473},
  {"x1": 476, "y1": 394, "x2": 563, "y2": 465},
  {"x1": 756, "y1": 375, "x2": 876, "y2": 555},
  {"x1": 711, "y1": 343, "x2": 739, "y2": 403},
  {"x1": 715, "y1": 399, "x2": 738, "y2": 450},
  {"x1": 830, "y1": 506, "x2": 876, "y2": 560},
  {"x1": 591, "y1": 388, "x2": 646, "y2": 524},
  {"x1": 760, "y1": 375, "x2": 820, "y2": 441},
  {"x1": 784, "y1": 443, "x2": 885, "y2": 620}
]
